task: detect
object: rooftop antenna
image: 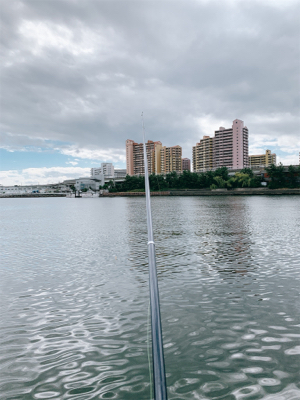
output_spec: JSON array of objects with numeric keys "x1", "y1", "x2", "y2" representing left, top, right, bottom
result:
[{"x1": 142, "y1": 112, "x2": 168, "y2": 400}]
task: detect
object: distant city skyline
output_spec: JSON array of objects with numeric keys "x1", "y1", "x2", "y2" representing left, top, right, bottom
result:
[{"x1": 1, "y1": 0, "x2": 299, "y2": 185}]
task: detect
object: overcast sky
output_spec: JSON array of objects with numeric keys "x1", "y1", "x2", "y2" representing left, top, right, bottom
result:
[{"x1": 1, "y1": 0, "x2": 299, "y2": 185}]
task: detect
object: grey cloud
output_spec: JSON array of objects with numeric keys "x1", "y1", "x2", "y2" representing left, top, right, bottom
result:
[{"x1": 1, "y1": 0, "x2": 299, "y2": 161}]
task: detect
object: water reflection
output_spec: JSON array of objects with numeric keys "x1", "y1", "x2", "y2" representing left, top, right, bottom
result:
[{"x1": 0, "y1": 196, "x2": 300, "y2": 399}]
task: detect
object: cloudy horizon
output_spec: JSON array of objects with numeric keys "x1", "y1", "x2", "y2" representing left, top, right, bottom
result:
[{"x1": 1, "y1": 0, "x2": 299, "y2": 185}]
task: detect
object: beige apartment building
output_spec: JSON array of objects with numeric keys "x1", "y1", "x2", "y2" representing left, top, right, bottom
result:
[
  {"x1": 193, "y1": 136, "x2": 214, "y2": 172},
  {"x1": 126, "y1": 139, "x2": 162, "y2": 175},
  {"x1": 160, "y1": 145, "x2": 182, "y2": 174},
  {"x1": 249, "y1": 150, "x2": 276, "y2": 167},
  {"x1": 126, "y1": 139, "x2": 182, "y2": 175}
]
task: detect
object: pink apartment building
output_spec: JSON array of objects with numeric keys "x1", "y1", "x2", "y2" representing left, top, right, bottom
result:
[{"x1": 214, "y1": 119, "x2": 249, "y2": 169}]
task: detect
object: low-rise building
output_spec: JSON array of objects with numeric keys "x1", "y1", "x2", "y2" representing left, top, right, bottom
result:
[
  {"x1": 249, "y1": 150, "x2": 276, "y2": 167},
  {"x1": 0, "y1": 184, "x2": 72, "y2": 195},
  {"x1": 182, "y1": 158, "x2": 191, "y2": 171},
  {"x1": 75, "y1": 176, "x2": 104, "y2": 191},
  {"x1": 114, "y1": 169, "x2": 127, "y2": 178}
]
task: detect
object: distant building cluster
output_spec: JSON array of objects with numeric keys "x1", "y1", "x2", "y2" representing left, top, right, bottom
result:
[
  {"x1": 193, "y1": 119, "x2": 249, "y2": 172},
  {"x1": 126, "y1": 140, "x2": 183, "y2": 176},
  {"x1": 1, "y1": 118, "x2": 285, "y2": 193},
  {"x1": 126, "y1": 118, "x2": 278, "y2": 175},
  {"x1": 0, "y1": 163, "x2": 127, "y2": 195},
  {"x1": 75, "y1": 163, "x2": 126, "y2": 191}
]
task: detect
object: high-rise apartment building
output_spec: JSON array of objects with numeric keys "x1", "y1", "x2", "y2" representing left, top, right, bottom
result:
[
  {"x1": 160, "y1": 145, "x2": 182, "y2": 174},
  {"x1": 213, "y1": 119, "x2": 249, "y2": 169},
  {"x1": 126, "y1": 139, "x2": 182, "y2": 175},
  {"x1": 126, "y1": 140, "x2": 135, "y2": 176},
  {"x1": 126, "y1": 139, "x2": 163, "y2": 175},
  {"x1": 182, "y1": 158, "x2": 191, "y2": 171},
  {"x1": 193, "y1": 119, "x2": 249, "y2": 171},
  {"x1": 193, "y1": 136, "x2": 214, "y2": 172},
  {"x1": 249, "y1": 150, "x2": 276, "y2": 167},
  {"x1": 154, "y1": 142, "x2": 163, "y2": 174}
]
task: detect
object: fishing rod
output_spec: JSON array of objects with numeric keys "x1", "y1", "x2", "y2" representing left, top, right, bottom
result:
[{"x1": 142, "y1": 113, "x2": 168, "y2": 400}]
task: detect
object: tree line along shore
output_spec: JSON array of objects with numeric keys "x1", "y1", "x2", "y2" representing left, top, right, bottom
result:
[{"x1": 101, "y1": 165, "x2": 300, "y2": 193}]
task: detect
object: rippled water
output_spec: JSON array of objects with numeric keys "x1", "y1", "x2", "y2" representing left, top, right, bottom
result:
[{"x1": 0, "y1": 196, "x2": 300, "y2": 400}]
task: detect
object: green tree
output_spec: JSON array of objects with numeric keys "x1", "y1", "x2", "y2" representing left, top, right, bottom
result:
[
  {"x1": 240, "y1": 168, "x2": 254, "y2": 177},
  {"x1": 178, "y1": 170, "x2": 200, "y2": 189},
  {"x1": 165, "y1": 171, "x2": 178, "y2": 189},
  {"x1": 231, "y1": 172, "x2": 251, "y2": 187},
  {"x1": 201, "y1": 171, "x2": 215, "y2": 188},
  {"x1": 149, "y1": 174, "x2": 167, "y2": 191},
  {"x1": 266, "y1": 163, "x2": 286, "y2": 188},
  {"x1": 211, "y1": 176, "x2": 228, "y2": 188},
  {"x1": 214, "y1": 167, "x2": 229, "y2": 180}
]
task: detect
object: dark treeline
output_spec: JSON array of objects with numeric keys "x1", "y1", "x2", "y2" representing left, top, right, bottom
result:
[
  {"x1": 266, "y1": 164, "x2": 300, "y2": 189},
  {"x1": 101, "y1": 164, "x2": 300, "y2": 192}
]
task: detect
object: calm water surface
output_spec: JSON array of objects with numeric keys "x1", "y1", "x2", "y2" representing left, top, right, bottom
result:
[{"x1": 0, "y1": 196, "x2": 299, "y2": 400}]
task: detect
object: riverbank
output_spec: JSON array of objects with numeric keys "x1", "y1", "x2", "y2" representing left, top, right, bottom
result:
[{"x1": 102, "y1": 188, "x2": 300, "y2": 196}]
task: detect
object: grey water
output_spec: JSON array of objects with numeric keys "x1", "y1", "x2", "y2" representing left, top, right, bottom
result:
[{"x1": 0, "y1": 196, "x2": 299, "y2": 400}]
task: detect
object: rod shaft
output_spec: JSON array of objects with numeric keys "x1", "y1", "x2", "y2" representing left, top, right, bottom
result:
[{"x1": 142, "y1": 115, "x2": 168, "y2": 400}]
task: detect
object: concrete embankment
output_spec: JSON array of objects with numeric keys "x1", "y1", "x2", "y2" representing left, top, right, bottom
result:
[
  {"x1": 102, "y1": 188, "x2": 300, "y2": 197},
  {"x1": 0, "y1": 194, "x2": 67, "y2": 198}
]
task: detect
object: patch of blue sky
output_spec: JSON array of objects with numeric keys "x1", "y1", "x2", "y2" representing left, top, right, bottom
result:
[{"x1": 0, "y1": 148, "x2": 101, "y2": 170}]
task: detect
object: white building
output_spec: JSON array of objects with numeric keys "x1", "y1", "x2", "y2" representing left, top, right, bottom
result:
[
  {"x1": 91, "y1": 163, "x2": 114, "y2": 179},
  {"x1": 114, "y1": 169, "x2": 127, "y2": 178},
  {"x1": 0, "y1": 184, "x2": 72, "y2": 195},
  {"x1": 75, "y1": 176, "x2": 104, "y2": 191},
  {"x1": 0, "y1": 186, "x2": 34, "y2": 195}
]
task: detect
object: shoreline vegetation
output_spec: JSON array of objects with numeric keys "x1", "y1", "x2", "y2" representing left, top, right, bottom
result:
[
  {"x1": 2, "y1": 165, "x2": 299, "y2": 198},
  {"x1": 102, "y1": 165, "x2": 300, "y2": 193},
  {"x1": 101, "y1": 188, "x2": 300, "y2": 197}
]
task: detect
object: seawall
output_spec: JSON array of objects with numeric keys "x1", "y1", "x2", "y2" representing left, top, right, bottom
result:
[
  {"x1": 0, "y1": 194, "x2": 67, "y2": 198},
  {"x1": 102, "y1": 188, "x2": 300, "y2": 197}
]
